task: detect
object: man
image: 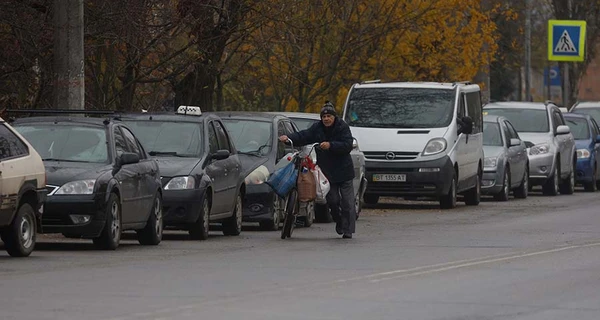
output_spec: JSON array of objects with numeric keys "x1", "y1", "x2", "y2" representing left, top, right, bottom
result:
[{"x1": 279, "y1": 102, "x2": 356, "y2": 238}]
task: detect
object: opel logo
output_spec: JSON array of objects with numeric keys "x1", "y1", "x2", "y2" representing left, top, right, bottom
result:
[{"x1": 385, "y1": 152, "x2": 395, "y2": 160}]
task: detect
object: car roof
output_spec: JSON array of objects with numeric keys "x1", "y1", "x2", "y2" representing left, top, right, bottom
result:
[
  {"x1": 211, "y1": 111, "x2": 285, "y2": 121},
  {"x1": 563, "y1": 112, "x2": 589, "y2": 120},
  {"x1": 114, "y1": 112, "x2": 215, "y2": 122},
  {"x1": 11, "y1": 116, "x2": 112, "y2": 127},
  {"x1": 484, "y1": 101, "x2": 552, "y2": 110},
  {"x1": 269, "y1": 112, "x2": 321, "y2": 120},
  {"x1": 351, "y1": 81, "x2": 479, "y2": 91},
  {"x1": 573, "y1": 101, "x2": 600, "y2": 109}
]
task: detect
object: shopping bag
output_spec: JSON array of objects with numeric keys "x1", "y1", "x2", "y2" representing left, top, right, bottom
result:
[
  {"x1": 297, "y1": 167, "x2": 317, "y2": 202},
  {"x1": 266, "y1": 161, "x2": 298, "y2": 198},
  {"x1": 312, "y1": 165, "x2": 330, "y2": 204}
]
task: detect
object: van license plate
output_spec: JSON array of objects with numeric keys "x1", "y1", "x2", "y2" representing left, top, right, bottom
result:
[{"x1": 373, "y1": 174, "x2": 406, "y2": 182}]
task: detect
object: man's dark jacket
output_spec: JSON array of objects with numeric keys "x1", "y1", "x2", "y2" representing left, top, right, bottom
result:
[{"x1": 287, "y1": 117, "x2": 355, "y2": 183}]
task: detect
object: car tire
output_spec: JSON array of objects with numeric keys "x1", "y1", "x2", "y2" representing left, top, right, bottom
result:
[
  {"x1": 542, "y1": 162, "x2": 559, "y2": 196},
  {"x1": 464, "y1": 170, "x2": 481, "y2": 206},
  {"x1": 259, "y1": 195, "x2": 280, "y2": 231},
  {"x1": 440, "y1": 173, "x2": 457, "y2": 209},
  {"x1": 189, "y1": 195, "x2": 210, "y2": 240},
  {"x1": 559, "y1": 160, "x2": 575, "y2": 195},
  {"x1": 300, "y1": 201, "x2": 314, "y2": 227},
  {"x1": 494, "y1": 167, "x2": 510, "y2": 201},
  {"x1": 314, "y1": 203, "x2": 332, "y2": 223},
  {"x1": 137, "y1": 193, "x2": 163, "y2": 245},
  {"x1": 513, "y1": 166, "x2": 529, "y2": 199},
  {"x1": 93, "y1": 193, "x2": 121, "y2": 250},
  {"x1": 2, "y1": 203, "x2": 36, "y2": 257},
  {"x1": 363, "y1": 194, "x2": 379, "y2": 207},
  {"x1": 223, "y1": 191, "x2": 242, "y2": 236},
  {"x1": 584, "y1": 165, "x2": 597, "y2": 192}
]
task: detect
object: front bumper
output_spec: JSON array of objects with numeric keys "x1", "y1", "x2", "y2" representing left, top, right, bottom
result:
[
  {"x1": 528, "y1": 152, "x2": 555, "y2": 185},
  {"x1": 243, "y1": 183, "x2": 276, "y2": 222},
  {"x1": 162, "y1": 188, "x2": 207, "y2": 227},
  {"x1": 481, "y1": 170, "x2": 504, "y2": 195},
  {"x1": 575, "y1": 158, "x2": 594, "y2": 183},
  {"x1": 41, "y1": 193, "x2": 107, "y2": 238},
  {"x1": 364, "y1": 156, "x2": 454, "y2": 198}
]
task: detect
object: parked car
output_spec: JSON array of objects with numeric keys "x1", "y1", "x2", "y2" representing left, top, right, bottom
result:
[
  {"x1": 272, "y1": 112, "x2": 367, "y2": 222},
  {"x1": 481, "y1": 115, "x2": 529, "y2": 201},
  {"x1": 484, "y1": 101, "x2": 576, "y2": 196},
  {"x1": 213, "y1": 112, "x2": 314, "y2": 230},
  {"x1": 0, "y1": 117, "x2": 46, "y2": 257},
  {"x1": 13, "y1": 114, "x2": 163, "y2": 250},
  {"x1": 118, "y1": 106, "x2": 245, "y2": 240},
  {"x1": 563, "y1": 113, "x2": 600, "y2": 191},
  {"x1": 342, "y1": 80, "x2": 484, "y2": 209},
  {"x1": 570, "y1": 101, "x2": 600, "y2": 123}
]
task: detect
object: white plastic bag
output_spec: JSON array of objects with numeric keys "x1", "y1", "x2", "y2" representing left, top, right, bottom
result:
[{"x1": 312, "y1": 165, "x2": 330, "y2": 204}]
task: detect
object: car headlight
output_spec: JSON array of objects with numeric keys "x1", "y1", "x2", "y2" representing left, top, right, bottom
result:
[
  {"x1": 529, "y1": 143, "x2": 550, "y2": 155},
  {"x1": 577, "y1": 149, "x2": 591, "y2": 159},
  {"x1": 164, "y1": 176, "x2": 195, "y2": 190},
  {"x1": 483, "y1": 157, "x2": 498, "y2": 169},
  {"x1": 422, "y1": 138, "x2": 447, "y2": 156},
  {"x1": 245, "y1": 165, "x2": 270, "y2": 185},
  {"x1": 55, "y1": 179, "x2": 96, "y2": 195}
]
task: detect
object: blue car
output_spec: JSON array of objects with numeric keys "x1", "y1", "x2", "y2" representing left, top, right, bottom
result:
[{"x1": 563, "y1": 113, "x2": 600, "y2": 191}]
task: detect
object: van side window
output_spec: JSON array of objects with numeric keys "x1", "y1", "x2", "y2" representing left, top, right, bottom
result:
[
  {"x1": 465, "y1": 92, "x2": 482, "y2": 133},
  {"x1": 457, "y1": 94, "x2": 466, "y2": 118}
]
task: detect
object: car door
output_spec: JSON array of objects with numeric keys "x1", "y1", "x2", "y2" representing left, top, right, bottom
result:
[
  {"x1": 0, "y1": 124, "x2": 30, "y2": 221},
  {"x1": 121, "y1": 126, "x2": 155, "y2": 223},
  {"x1": 113, "y1": 127, "x2": 139, "y2": 224},
  {"x1": 501, "y1": 120, "x2": 521, "y2": 186},
  {"x1": 590, "y1": 118, "x2": 600, "y2": 179},
  {"x1": 455, "y1": 92, "x2": 469, "y2": 187},
  {"x1": 213, "y1": 120, "x2": 239, "y2": 212},
  {"x1": 505, "y1": 121, "x2": 527, "y2": 185},
  {"x1": 552, "y1": 109, "x2": 573, "y2": 175},
  {"x1": 205, "y1": 121, "x2": 228, "y2": 215},
  {"x1": 276, "y1": 121, "x2": 290, "y2": 164}
]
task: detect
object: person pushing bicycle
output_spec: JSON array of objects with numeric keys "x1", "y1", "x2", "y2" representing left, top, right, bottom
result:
[{"x1": 279, "y1": 101, "x2": 356, "y2": 239}]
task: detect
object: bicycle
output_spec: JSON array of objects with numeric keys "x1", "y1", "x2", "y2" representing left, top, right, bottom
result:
[{"x1": 280, "y1": 140, "x2": 319, "y2": 239}]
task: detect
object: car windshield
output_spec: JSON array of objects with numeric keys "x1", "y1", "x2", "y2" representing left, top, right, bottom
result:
[
  {"x1": 15, "y1": 124, "x2": 108, "y2": 163},
  {"x1": 123, "y1": 121, "x2": 203, "y2": 157},
  {"x1": 483, "y1": 122, "x2": 503, "y2": 146},
  {"x1": 572, "y1": 107, "x2": 600, "y2": 124},
  {"x1": 483, "y1": 108, "x2": 549, "y2": 133},
  {"x1": 565, "y1": 118, "x2": 590, "y2": 140},
  {"x1": 291, "y1": 118, "x2": 318, "y2": 131},
  {"x1": 221, "y1": 119, "x2": 272, "y2": 155},
  {"x1": 344, "y1": 88, "x2": 456, "y2": 128}
]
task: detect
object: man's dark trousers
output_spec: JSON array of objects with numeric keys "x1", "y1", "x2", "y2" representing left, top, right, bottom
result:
[{"x1": 327, "y1": 179, "x2": 356, "y2": 234}]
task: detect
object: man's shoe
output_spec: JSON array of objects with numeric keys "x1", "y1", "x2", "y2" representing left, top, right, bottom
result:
[
  {"x1": 342, "y1": 233, "x2": 352, "y2": 239},
  {"x1": 335, "y1": 223, "x2": 343, "y2": 235}
]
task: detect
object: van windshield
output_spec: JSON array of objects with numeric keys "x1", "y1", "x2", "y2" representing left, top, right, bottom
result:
[{"x1": 344, "y1": 88, "x2": 456, "y2": 128}]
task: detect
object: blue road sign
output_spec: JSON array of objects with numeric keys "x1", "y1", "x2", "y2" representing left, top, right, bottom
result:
[{"x1": 544, "y1": 66, "x2": 561, "y2": 86}]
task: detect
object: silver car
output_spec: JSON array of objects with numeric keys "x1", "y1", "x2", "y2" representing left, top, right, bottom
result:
[
  {"x1": 484, "y1": 101, "x2": 576, "y2": 196},
  {"x1": 482, "y1": 115, "x2": 529, "y2": 201},
  {"x1": 272, "y1": 112, "x2": 368, "y2": 222}
]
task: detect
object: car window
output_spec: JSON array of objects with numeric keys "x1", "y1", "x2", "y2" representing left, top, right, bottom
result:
[
  {"x1": 457, "y1": 94, "x2": 466, "y2": 118},
  {"x1": 565, "y1": 117, "x2": 590, "y2": 140},
  {"x1": 213, "y1": 121, "x2": 232, "y2": 152},
  {"x1": 465, "y1": 91, "x2": 483, "y2": 133},
  {"x1": 124, "y1": 120, "x2": 203, "y2": 158},
  {"x1": 483, "y1": 122, "x2": 502, "y2": 146},
  {"x1": 283, "y1": 121, "x2": 296, "y2": 135},
  {"x1": 484, "y1": 108, "x2": 549, "y2": 133},
  {"x1": 277, "y1": 121, "x2": 286, "y2": 158},
  {"x1": 552, "y1": 110, "x2": 564, "y2": 130},
  {"x1": 591, "y1": 118, "x2": 600, "y2": 137},
  {"x1": 120, "y1": 127, "x2": 145, "y2": 159},
  {"x1": 221, "y1": 119, "x2": 273, "y2": 156},
  {"x1": 572, "y1": 107, "x2": 600, "y2": 124},
  {"x1": 505, "y1": 121, "x2": 520, "y2": 140},
  {"x1": 208, "y1": 122, "x2": 219, "y2": 154},
  {"x1": 114, "y1": 127, "x2": 128, "y2": 157},
  {"x1": 0, "y1": 124, "x2": 28, "y2": 160},
  {"x1": 291, "y1": 118, "x2": 317, "y2": 131}
]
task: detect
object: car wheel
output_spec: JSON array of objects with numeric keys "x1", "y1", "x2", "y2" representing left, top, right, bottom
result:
[
  {"x1": 2, "y1": 203, "x2": 36, "y2": 257},
  {"x1": 542, "y1": 162, "x2": 559, "y2": 196},
  {"x1": 584, "y1": 165, "x2": 597, "y2": 192},
  {"x1": 494, "y1": 167, "x2": 510, "y2": 201},
  {"x1": 514, "y1": 166, "x2": 529, "y2": 199},
  {"x1": 354, "y1": 193, "x2": 361, "y2": 220},
  {"x1": 440, "y1": 173, "x2": 457, "y2": 209},
  {"x1": 302, "y1": 201, "x2": 314, "y2": 227},
  {"x1": 137, "y1": 193, "x2": 163, "y2": 245},
  {"x1": 93, "y1": 193, "x2": 121, "y2": 250},
  {"x1": 559, "y1": 160, "x2": 575, "y2": 195},
  {"x1": 464, "y1": 170, "x2": 481, "y2": 206},
  {"x1": 314, "y1": 203, "x2": 332, "y2": 223},
  {"x1": 189, "y1": 195, "x2": 210, "y2": 240},
  {"x1": 259, "y1": 195, "x2": 281, "y2": 231},
  {"x1": 223, "y1": 191, "x2": 242, "y2": 236}
]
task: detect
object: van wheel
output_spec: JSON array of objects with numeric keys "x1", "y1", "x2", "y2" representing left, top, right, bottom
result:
[
  {"x1": 2, "y1": 203, "x2": 36, "y2": 257},
  {"x1": 514, "y1": 166, "x2": 529, "y2": 199},
  {"x1": 494, "y1": 167, "x2": 510, "y2": 201},
  {"x1": 559, "y1": 160, "x2": 575, "y2": 195},
  {"x1": 440, "y1": 174, "x2": 457, "y2": 209},
  {"x1": 464, "y1": 171, "x2": 481, "y2": 206},
  {"x1": 542, "y1": 163, "x2": 559, "y2": 196}
]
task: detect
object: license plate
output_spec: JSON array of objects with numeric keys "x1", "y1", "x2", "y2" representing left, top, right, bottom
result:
[{"x1": 372, "y1": 174, "x2": 406, "y2": 182}]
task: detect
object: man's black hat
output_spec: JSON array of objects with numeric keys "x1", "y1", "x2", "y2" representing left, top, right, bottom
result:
[{"x1": 320, "y1": 101, "x2": 337, "y2": 117}]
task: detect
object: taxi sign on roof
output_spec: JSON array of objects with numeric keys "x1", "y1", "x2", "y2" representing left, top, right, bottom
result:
[
  {"x1": 548, "y1": 20, "x2": 587, "y2": 62},
  {"x1": 177, "y1": 105, "x2": 202, "y2": 116}
]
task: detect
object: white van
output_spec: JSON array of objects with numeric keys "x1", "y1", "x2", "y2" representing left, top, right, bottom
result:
[{"x1": 342, "y1": 81, "x2": 484, "y2": 209}]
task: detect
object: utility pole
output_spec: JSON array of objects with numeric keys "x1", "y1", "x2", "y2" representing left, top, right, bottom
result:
[
  {"x1": 524, "y1": 0, "x2": 532, "y2": 101},
  {"x1": 53, "y1": 0, "x2": 84, "y2": 110},
  {"x1": 473, "y1": 0, "x2": 491, "y2": 104}
]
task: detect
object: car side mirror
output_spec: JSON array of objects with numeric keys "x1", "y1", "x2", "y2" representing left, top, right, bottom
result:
[
  {"x1": 556, "y1": 125, "x2": 570, "y2": 135},
  {"x1": 211, "y1": 149, "x2": 230, "y2": 160},
  {"x1": 117, "y1": 152, "x2": 140, "y2": 167},
  {"x1": 510, "y1": 138, "x2": 521, "y2": 147},
  {"x1": 458, "y1": 116, "x2": 473, "y2": 134}
]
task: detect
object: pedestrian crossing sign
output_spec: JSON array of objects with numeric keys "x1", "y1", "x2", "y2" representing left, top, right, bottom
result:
[{"x1": 548, "y1": 20, "x2": 587, "y2": 62}]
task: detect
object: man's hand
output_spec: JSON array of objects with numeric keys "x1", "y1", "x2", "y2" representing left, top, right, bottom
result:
[
  {"x1": 278, "y1": 135, "x2": 289, "y2": 142},
  {"x1": 320, "y1": 141, "x2": 331, "y2": 150}
]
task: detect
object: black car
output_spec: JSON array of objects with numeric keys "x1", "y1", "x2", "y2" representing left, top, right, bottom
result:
[
  {"x1": 12, "y1": 115, "x2": 163, "y2": 250},
  {"x1": 118, "y1": 106, "x2": 245, "y2": 240},
  {"x1": 213, "y1": 112, "x2": 314, "y2": 230}
]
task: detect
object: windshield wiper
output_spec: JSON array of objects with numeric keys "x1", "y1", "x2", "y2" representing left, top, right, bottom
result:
[
  {"x1": 238, "y1": 151, "x2": 262, "y2": 156},
  {"x1": 42, "y1": 158, "x2": 92, "y2": 163},
  {"x1": 149, "y1": 151, "x2": 185, "y2": 157}
]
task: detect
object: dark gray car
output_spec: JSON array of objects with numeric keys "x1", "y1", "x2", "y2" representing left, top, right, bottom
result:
[{"x1": 481, "y1": 115, "x2": 529, "y2": 201}]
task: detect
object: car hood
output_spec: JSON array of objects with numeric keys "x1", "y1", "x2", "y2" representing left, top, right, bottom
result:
[
  {"x1": 155, "y1": 157, "x2": 201, "y2": 178},
  {"x1": 483, "y1": 146, "x2": 505, "y2": 158},
  {"x1": 238, "y1": 154, "x2": 270, "y2": 177},
  {"x1": 518, "y1": 132, "x2": 553, "y2": 146},
  {"x1": 575, "y1": 139, "x2": 593, "y2": 150},
  {"x1": 349, "y1": 127, "x2": 449, "y2": 153},
  {"x1": 45, "y1": 162, "x2": 112, "y2": 186}
]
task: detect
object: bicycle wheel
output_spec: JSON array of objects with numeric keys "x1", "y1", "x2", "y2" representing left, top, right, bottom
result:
[{"x1": 281, "y1": 189, "x2": 298, "y2": 239}]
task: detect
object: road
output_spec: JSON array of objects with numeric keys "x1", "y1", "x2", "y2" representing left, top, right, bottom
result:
[{"x1": 2, "y1": 189, "x2": 600, "y2": 320}]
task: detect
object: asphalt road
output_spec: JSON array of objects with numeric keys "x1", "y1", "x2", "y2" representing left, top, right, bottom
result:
[{"x1": 2, "y1": 188, "x2": 600, "y2": 320}]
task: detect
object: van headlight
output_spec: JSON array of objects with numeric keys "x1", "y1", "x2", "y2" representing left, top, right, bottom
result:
[
  {"x1": 245, "y1": 165, "x2": 270, "y2": 185},
  {"x1": 55, "y1": 179, "x2": 96, "y2": 195},
  {"x1": 164, "y1": 176, "x2": 195, "y2": 190},
  {"x1": 529, "y1": 143, "x2": 550, "y2": 155},
  {"x1": 484, "y1": 157, "x2": 498, "y2": 169},
  {"x1": 577, "y1": 149, "x2": 591, "y2": 159},
  {"x1": 422, "y1": 138, "x2": 447, "y2": 156}
]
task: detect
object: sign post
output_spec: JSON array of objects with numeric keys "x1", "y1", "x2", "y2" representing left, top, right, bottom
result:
[{"x1": 548, "y1": 20, "x2": 587, "y2": 107}]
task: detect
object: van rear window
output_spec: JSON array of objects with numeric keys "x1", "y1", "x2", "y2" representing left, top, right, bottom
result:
[{"x1": 344, "y1": 88, "x2": 455, "y2": 128}]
